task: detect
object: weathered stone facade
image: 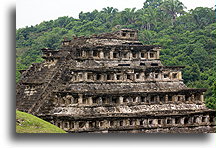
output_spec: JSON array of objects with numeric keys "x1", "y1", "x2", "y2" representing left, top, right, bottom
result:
[{"x1": 16, "y1": 29, "x2": 216, "y2": 133}]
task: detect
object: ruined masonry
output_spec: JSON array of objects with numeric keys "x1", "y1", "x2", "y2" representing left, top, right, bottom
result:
[{"x1": 16, "y1": 29, "x2": 216, "y2": 133}]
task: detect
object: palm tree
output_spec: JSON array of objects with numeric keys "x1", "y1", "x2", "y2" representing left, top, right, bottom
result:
[
  {"x1": 101, "y1": 7, "x2": 118, "y2": 14},
  {"x1": 121, "y1": 8, "x2": 137, "y2": 25},
  {"x1": 160, "y1": 0, "x2": 186, "y2": 25},
  {"x1": 100, "y1": 7, "x2": 119, "y2": 25},
  {"x1": 143, "y1": 0, "x2": 163, "y2": 9},
  {"x1": 137, "y1": 6, "x2": 158, "y2": 30},
  {"x1": 145, "y1": 6, "x2": 158, "y2": 29}
]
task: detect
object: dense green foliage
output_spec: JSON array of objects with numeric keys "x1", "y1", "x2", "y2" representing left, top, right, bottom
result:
[
  {"x1": 205, "y1": 81, "x2": 216, "y2": 109},
  {"x1": 16, "y1": 0, "x2": 216, "y2": 109},
  {"x1": 16, "y1": 110, "x2": 66, "y2": 133}
]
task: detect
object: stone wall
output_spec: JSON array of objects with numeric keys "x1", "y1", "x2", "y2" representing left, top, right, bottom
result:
[
  {"x1": 42, "y1": 111, "x2": 215, "y2": 133},
  {"x1": 16, "y1": 29, "x2": 216, "y2": 133}
]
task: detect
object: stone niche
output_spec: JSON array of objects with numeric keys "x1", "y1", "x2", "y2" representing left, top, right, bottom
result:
[
  {"x1": 44, "y1": 59, "x2": 57, "y2": 68},
  {"x1": 23, "y1": 84, "x2": 39, "y2": 96},
  {"x1": 118, "y1": 29, "x2": 138, "y2": 40},
  {"x1": 51, "y1": 112, "x2": 215, "y2": 133}
]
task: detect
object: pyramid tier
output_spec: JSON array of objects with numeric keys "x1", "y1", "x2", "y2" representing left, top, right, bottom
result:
[{"x1": 41, "y1": 109, "x2": 215, "y2": 133}]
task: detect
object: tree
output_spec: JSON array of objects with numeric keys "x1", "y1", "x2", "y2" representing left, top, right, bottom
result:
[
  {"x1": 205, "y1": 81, "x2": 216, "y2": 109},
  {"x1": 79, "y1": 10, "x2": 99, "y2": 21},
  {"x1": 101, "y1": 7, "x2": 118, "y2": 14},
  {"x1": 139, "y1": 30, "x2": 156, "y2": 44},
  {"x1": 137, "y1": 6, "x2": 158, "y2": 30},
  {"x1": 143, "y1": 0, "x2": 163, "y2": 9},
  {"x1": 183, "y1": 64, "x2": 201, "y2": 83},
  {"x1": 160, "y1": 0, "x2": 186, "y2": 25},
  {"x1": 121, "y1": 8, "x2": 137, "y2": 25},
  {"x1": 98, "y1": 7, "x2": 119, "y2": 26},
  {"x1": 213, "y1": 81, "x2": 216, "y2": 98},
  {"x1": 190, "y1": 7, "x2": 215, "y2": 28}
]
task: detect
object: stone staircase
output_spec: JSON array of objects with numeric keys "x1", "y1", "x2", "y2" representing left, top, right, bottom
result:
[
  {"x1": 27, "y1": 58, "x2": 68, "y2": 115},
  {"x1": 16, "y1": 58, "x2": 65, "y2": 113}
]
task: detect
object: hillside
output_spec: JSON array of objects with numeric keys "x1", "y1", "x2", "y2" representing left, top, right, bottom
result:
[
  {"x1": 16, "y1": 110, "x2": 66, "y2": 133},
  {"x1": 16, "y1": 0, "x2": 216, "y2": 109}
]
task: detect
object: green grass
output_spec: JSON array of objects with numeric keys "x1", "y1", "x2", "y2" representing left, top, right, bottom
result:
[{"x1": 16, "y1": 110, "x2": 66, "y2": 133}]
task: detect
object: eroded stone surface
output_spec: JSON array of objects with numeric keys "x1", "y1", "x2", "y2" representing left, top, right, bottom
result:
[{"x1": 16, "y1": 29, "x2": 216, "y2": 133}]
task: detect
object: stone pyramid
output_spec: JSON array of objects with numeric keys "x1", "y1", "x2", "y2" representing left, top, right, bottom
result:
[{"x1": 16, "y1": 29, "x2": 216, "y2": 133}]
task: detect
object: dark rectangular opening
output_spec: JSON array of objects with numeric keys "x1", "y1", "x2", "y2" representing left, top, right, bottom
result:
[
  {"x1": 112, "y1": 97, "x2": 118, "y2": 103},
  {"x1": 164, "y1": 73, "x2": 169, "y2": 78},
  {"x1": 141, "y1": 96, "x2": 145, "y2": 102},
  {"x1": 127, "y1": 74, "x2": 132, "y2": 80},
  {"x1": 102, "y1": 98, "x2": 107, "y2": 104},
  {"x1": 173, "y1": 73, "x2": 177, "y2": 79},
  {"x1": 133, "y1": 98, "x2": 136, "y2": 102},
  {"x1": 93, "y1": 51, "x2": 99, "y2": 57},
  {"x1": 71, "y1": 122, "x2": 74, "y2": 128},
  {"x1": 185, "y1": 96, "x2": 190, "y2": 102},
  {"x1": 130, "y1": 33, "x2": 135, "y2": 37},
  {"x1": 87, "y1": 73, "x2": 92, "y2": 80},
  {"x1": 93, "y1": 97, "x2": 97, "y2": 104},
  {"x1": 110, "y1": 121, "x2": 114, "y2": 126},
  {"x1": 140, "y1": 63, "x2": 145, "y2": 66},
  {"x1": 83, "y1": 98, "x2": 87, "y2": 104},
  {"x1": 122, "y1": 32, "x2": 127, "y2": 37},
  {"x1": 89, "y1": 122, "x2": 95, "y2": 128},
  {"x1": 78, "y1": 73, "x2": 83, "y2": 79},
  {"x1": 140, "y1": 120, "x2": 143, "y2": 125},
  {"x1": 210, "y1": 117, "x2": 214, "y2": 123},
  {"x1": 104, "y1": 51, "x2": 110, "y2": 58},
  {"x1": 178, "y1": 96, "x2": 181, "y2": 101},
  {"x1": 86, "y1": 51, "x2": 91, "y2": 57},
  {"x1": 123, "y1": 52, "x2": 128, "y2": 58},
  {"x1": 150, "y1": 96, "x2": 155, "y2": 103},
  {"x1": 118, "y1": 64, "x2": 130, "y2": 66},
  {"x1": 77, "y1": 51, "x2": 82, "y2": 57},
  {"x1": 160, "y1": 96, "x2": 165, "y2": 102},
  {"x1": 132, "y1": 52, "x2": 136, "y2": 58},
  {"x1": 74, "y1": 98, "x2": 78, "y2": 103},
  {"x1": 193, "y1": 117, "x2": 197, "y2": 123},
  {"x1": 141, "y1": 52, "x2": 145, "y2": 58},
  {"x1": 149, "y1": 120, "x2": 153, "y2": 125},
  {"x1": 168, "y1": 95, "x2": 172, "y2": 102},
  {"x1": 150, "y1": 52, "x2": 155, "y2": 58},
  {"x1": 123, "y1": 98, "x2": 127, "y2": 102},
  {"x1": 79, "y1": 122, "x2": 85, "y2": 128},
  {"x1": 116, "y1": 74, "x2": 121, "y2": 80},
  {"x1": 135, "y1": 73, "x2": 140, "y2": 79},
  {"x1": 96, "y1": 74, "x2": 101, "y2": 80},
  {"x1": 113, "y1": 52, "x2": 118, "y2": 58},
  {"x1": 167, "y1": 119, "x2": 172, "y2": 124},
  {"x1": 120, "y1": 121, "x2": 123, "y2": 126},
  {"x1": 107, "y1": 74, "x2": 111, "y2": 80},
  {"x1": 158, "y1": 119, "x2": 161, "y2": 125},
  {"x1": 155, "y1": 74, "x2": 159, "y2": 78},
  {"x1": 130, "y1": 120, "x2": 133, "y2": 125},
  {"x1": 64, "y1": 122, "x2": 68, "y2": 128},
  {"x1": 184, "y1": 117, "x2": 189, "y2": 124},
  {"x1": 100, "y1": 121, "x2": 103, "y2": 127},
  {"x1": 175, "y1": 118, "x2": 181, "y2": 124},
  {"x1": 202, "y1": 117, "x2": 206, "y2": 122},
  {"x1": 151, "y1": 63, "x2": 158, "y2": 66}
]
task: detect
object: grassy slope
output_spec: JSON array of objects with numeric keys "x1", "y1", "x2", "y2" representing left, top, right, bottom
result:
[{"x1": 16, "y1": 110, "x2": 66, "y2": 133}]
